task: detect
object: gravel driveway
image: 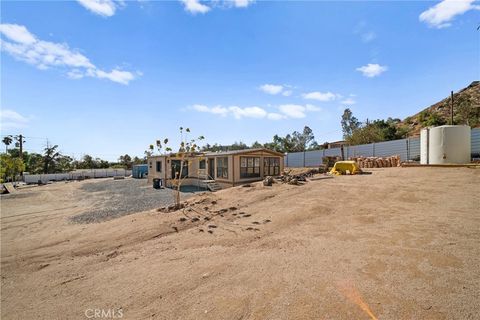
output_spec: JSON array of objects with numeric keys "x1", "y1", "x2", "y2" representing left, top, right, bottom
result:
[{"x1": 71, "y1": 178, "x2": 202, "y2": 223}]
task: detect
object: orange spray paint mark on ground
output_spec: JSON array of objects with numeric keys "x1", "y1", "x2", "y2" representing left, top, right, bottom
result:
[{"x1": 337, "y1": 281, "x2": 378, "y2": 320}]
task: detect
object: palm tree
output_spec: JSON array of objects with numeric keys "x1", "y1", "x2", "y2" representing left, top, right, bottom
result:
[
  {"x1": 43, "y1": 145, "x2": 60, "y2": 173},
  {"x1": 2, "y1": 136, "x2": 13, "y2": 153}
]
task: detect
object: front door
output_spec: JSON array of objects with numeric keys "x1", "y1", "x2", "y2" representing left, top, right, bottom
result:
[{"x1": 208, "y1": 158, "x2": 215, "y2": 179}]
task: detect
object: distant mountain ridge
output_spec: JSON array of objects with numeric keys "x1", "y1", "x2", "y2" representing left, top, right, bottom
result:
[{"x1": 401, "y1": 81, "x2": 480, "y2": 136}]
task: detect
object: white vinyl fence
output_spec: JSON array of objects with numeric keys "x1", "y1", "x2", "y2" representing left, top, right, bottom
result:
[
  {"x1": 285, "y1": 128, "x2": 480, "y2": 167},
  {"x1": 23, "y1": 169, "x2": 132, "y2": 184}
]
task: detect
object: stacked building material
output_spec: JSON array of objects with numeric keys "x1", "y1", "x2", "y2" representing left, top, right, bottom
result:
[
  {"x1": 350, "y1": 155, "x2": 401, "y2": 168},
  {"x1": 322, "y1": 156, "x2": 342, "y2": 168}
]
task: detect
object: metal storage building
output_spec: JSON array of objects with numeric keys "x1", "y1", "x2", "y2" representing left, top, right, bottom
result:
[{"x1": 132, "y1": 164, "x2": 148, "y2": 179}]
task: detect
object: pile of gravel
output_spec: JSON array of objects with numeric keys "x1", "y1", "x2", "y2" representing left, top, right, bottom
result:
[{"x1": 70, "y1": 179, "x2": 199, "y2": 224}]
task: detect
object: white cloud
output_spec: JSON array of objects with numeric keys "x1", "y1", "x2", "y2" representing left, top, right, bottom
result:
[
  {"x1": 95, "y1": 69, "x2": 136, "y2": 85},
  {"x1": 305, "y1": 104, "x2": 321, "y2": 111},
  {"x1": 77, "y1": 0, "x2": 120, "y2": 17},
  {"x1": 66, "y1": 69, "x2": 85, "y2": 79},
  {"x1": 191, "y1": 103, "x2": 320, "y2": 120},
  {"x1": 233, "y1": 0, "x2": 254, "y2": 7},
  {"x1": 278, "y1": 104, "x2": 321, "y2": 119},
  {"x1": 192, "y1": 104, "x2": 229, "y2": 116},
  {"x1": 192, "y1": 104, "x2": 276, "y2": 119},
  {"x1": 356, "y1": 63, "x2": 388, "y2": 78},
  {"x1": 259, "y1": 84, "x2": 284, "y2": 95},
  {"x1": 340, "y1": 98, "x2": 356, "y2": 105},
  {"x1": 180, "y1": 0, "x2": 211, "y2": 14},
  {"x1": 259, "y1": 84, "x2": 294, "y2": 96},
  {"x1": 419, "y1": 0, "x2": 480, "y2": 28},
  {"x1": 0, "y1": 24, "x2": 36, "y2": 44},
  {"x1": 302, "y1": 91, "x2": 338, "y2": 102},
  {"x1": 278, "y1": 104, "x2": 304, "y2": 118},
  {"x1": 0, "y1": 109, "x2": 30, "y2": 129},
  {"x1": 267, "y1": 113, "x2": 286, "y2": 120},
  {"x1": 361, "y1": 31, "x2": 376, "y2": 43},
  {"x1": 229, "y1": 106, "x2": 267, "y2": 119},
  {"x1": 180, "y1": 0, "x2": 254, "y2": 13},
  {"x1": 0, "y1": 23, "x2": 137, "y2": 85}
]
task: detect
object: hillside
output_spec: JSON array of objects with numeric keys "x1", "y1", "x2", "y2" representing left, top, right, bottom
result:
[{"x1": 401, "y1": 81, "x2": 480, "y2": 135}]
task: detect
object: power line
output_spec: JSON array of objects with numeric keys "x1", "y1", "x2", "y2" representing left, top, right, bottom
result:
[{"x1": 1, "y1": 134, "x2": 47, "y2": 140}]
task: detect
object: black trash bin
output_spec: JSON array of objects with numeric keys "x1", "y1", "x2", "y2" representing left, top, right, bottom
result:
[{"x1": 153, "y1": 178, "x2": 162, "y2": 189}]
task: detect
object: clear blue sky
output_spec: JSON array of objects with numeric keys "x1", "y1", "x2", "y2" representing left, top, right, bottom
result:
[{"x1": 1, "y1": 0, "x2": 479, "y2": 161}]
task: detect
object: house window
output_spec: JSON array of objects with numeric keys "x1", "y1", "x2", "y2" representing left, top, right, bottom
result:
[
  {"x1": 199, "y1": 159, "x2": 206, "y2": 169},
  {"x1": 216, "y1": 157, "x2": 228, "y2": 179},
  {"x1": 149, "y1": 161, "x2": 152, "y2": 169},
  {"x1": 156, "y1": 161, "x2": 162, "y2": 172},
  {"x1": 240, "y1": 157, "x2": 260, "y2": 178},
  {"x1": 264, "y1": 157, "x2": 280, "y2": 176},
  {"x1": 171, "y1": 160, "x2": 188, "y2": 178}
]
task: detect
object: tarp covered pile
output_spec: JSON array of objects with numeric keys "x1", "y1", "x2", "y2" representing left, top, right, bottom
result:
[{"x1": 329, "y1": 161, "x2": 362, "y2": 175}]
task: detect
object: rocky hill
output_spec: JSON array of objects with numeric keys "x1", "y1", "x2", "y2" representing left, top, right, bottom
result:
[{"x1": 401, "y1": 81, "x2": 480, "y2": 136}]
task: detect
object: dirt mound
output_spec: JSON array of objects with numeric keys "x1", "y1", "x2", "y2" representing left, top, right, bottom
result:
[{"x1": 1, "y1": 168, "x2": 479, "y2": 319}]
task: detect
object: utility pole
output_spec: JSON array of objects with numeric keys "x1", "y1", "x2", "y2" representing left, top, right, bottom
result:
[
  {"x1": 14, "y1": 134, "x2": 25, "y2": 161},
  {"x1": 19, "y1": 134, "x2": 23, "y2": 159},
  {"x1": 14, "y1": 134, "x2": 25, "y2": 176},
  {"x1": 450, "y1": 91, "x2": 454, "y2": 125}
]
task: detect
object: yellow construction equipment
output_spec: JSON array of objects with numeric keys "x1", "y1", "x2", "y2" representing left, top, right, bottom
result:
[{"x1": 329, "y1": 161, "x2": 362, "y2": 175}]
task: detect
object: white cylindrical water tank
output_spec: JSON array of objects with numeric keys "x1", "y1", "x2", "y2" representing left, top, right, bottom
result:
[
  {"x1": 428, "y1": 125, "x2": 471, "y2": 164},
  {"x1": 420, "y1": 128, "x2": 429, "y2": 164}
]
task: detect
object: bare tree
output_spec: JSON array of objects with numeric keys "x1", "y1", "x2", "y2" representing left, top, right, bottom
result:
[{"x1": 157, "y1": 127, "x2": 205, "y2": 209}]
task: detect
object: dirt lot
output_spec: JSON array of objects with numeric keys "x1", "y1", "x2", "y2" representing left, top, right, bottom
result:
[{"x1": 1, "y1": 168, "x2": 479, "y2": 319}]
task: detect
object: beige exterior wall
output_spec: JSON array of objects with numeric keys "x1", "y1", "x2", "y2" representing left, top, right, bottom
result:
[
  {"x1": 231, "y1": 151, "x2": 284, "y2": 186},
  {"x1": 210, "y1": 151, "x2": 284, "y2": 187},
  {"x1": 148, "y1": 155, "x2": 205, "y2": 185},
  {"x1": 163, "y1": 156, "x2": 203, "y2": 188},
  {"x1": 209, "y1": 155, "x2": 234, "y2": 186},
  {"x1": 148, "y1": 150, "x2": 284, "y2": 188},
  {"x1": 147, "y1": 156, "x2": 167, "y2": 183}
]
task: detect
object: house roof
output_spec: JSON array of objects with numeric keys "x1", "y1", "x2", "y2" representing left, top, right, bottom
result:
[
  {"x1": 147, "y1": 148, "x2": 284, "y2": 159},
  {"x1": 328, "y1": 140, "x2": 347, "y2": 145},
  {"x1": 147, "y1": 152, "x2": 203, "y2": 159},
  {"x1": 204, "y1": 148, "x2": 284, "y2": 157}
]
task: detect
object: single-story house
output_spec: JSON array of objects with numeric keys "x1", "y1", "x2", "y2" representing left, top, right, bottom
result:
[
  {"x1": 147, "y1": 148, "x2": 284, "y2": 189},
  {"x1": 327, "y1": 140, "x2": 347, "y2": 149}
]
